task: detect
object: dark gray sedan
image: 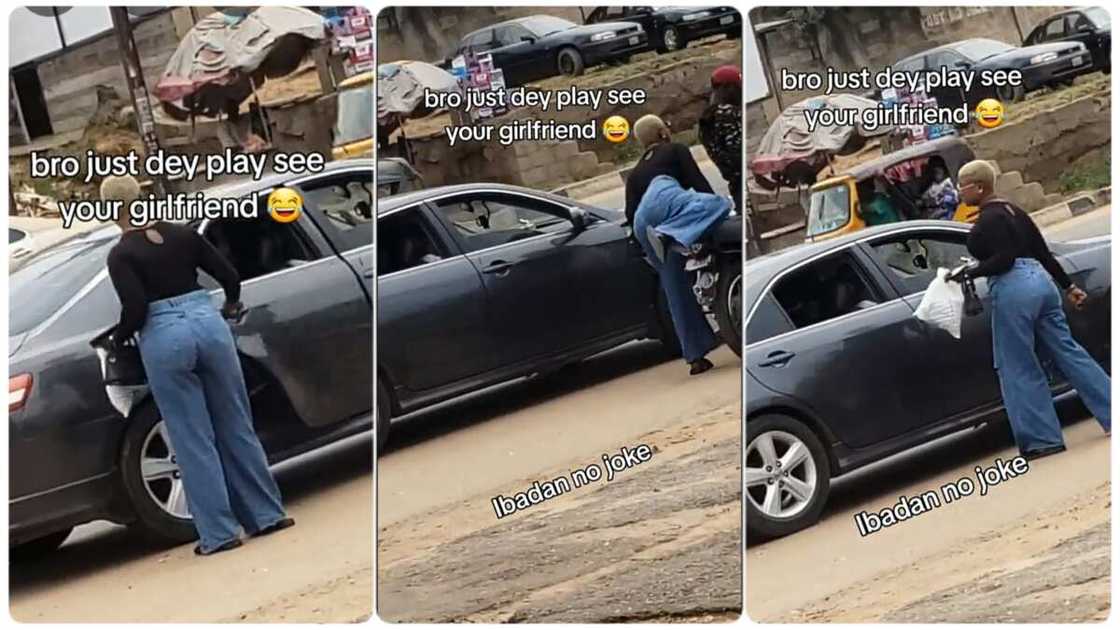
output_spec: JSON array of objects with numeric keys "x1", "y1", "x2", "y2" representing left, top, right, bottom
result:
[
  {"x1": 745, "y1": 222, "x2": 1110, "y2": 538},
  {"x1": 10, "y1": 160, "x2": 375, "y2": 559},
  {"x1": 376, "y1": 184, "x2": 680, "y2": 451}
]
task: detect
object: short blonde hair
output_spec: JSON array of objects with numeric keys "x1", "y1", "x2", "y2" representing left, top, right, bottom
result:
[
  {"x1": 100, "y1": 174, "x2": 142, "y2": 205},
  {"x1": 958, "y1": 160, "x2": 996, "y2": 192},
  {"x1": 633, "y1": 114, "x2": 670, "y2": 147}
]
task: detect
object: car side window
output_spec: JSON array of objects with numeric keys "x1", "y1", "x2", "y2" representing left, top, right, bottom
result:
[
  {"x1": 770, "y1": 253, "x2": 883, "y2": 330},
  {"x1": 463, "y1": 29, "x2": 494, "y2": 53},
  {"x1": 928, "y1": 49, "x2": 966, "y2": 70},
  {"x1": 1069, "y1": 13, "x2": 1093, "y2": 33},
  {"x1": 604, "y1": 7, "x2": 627, "y2": 19},
  {"x1": 747, "y1": 293, "x2": 795, "y2": 345},
  {"x1": 894, "y1": 56, "x2": 926, "y2": 74},
  {"x1": 1044, "y1": 17, "x2": 1067, "y2": 40},
  {"x1": 867, "y1": 233, "x2": 970, "y2": 295},
  {"x1": 377, "y1": 206, "x2": 447, "y2": 276},
  {"x1": 297, "y1": 172, "x2": 373, "y2": 251},
  {"x1": 434, "y1": 194, "x2": 581, "y2": 253}
]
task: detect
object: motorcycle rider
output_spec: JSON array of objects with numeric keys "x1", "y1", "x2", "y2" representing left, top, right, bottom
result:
[
  {"x1": 698, "y1": 65, "x2": 743, "y2": 214},
  {"x1": 626, "y1": 114, "x2": 731, "y2": 375}
]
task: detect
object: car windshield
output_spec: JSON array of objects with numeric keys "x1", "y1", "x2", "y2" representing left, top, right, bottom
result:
[
  {"x1": 1084, "y1": 8, "x2": 1110, "y2": 28},
  {"x1": 10, "y1": 234, "x2": 115, "y2": 335},
  {"x1": 521, "y1": 16, "x2": 574, "y2": 38},
  {"x1": 334, "y1": 83, "x2": 373, "y2": 147},
  {"x1": 955, "y1": 39, "x2": 1014, "y2": 62},
  {"x1": 807, "y1": 184, "x2": 851, "y2": 236}
]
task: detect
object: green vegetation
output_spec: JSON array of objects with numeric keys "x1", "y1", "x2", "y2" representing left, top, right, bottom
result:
[{"x1": 1058, "y1": 150, "x2": 1110, "y2": 194}]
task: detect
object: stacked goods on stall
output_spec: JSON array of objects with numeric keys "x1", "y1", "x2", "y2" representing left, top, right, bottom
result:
[{"x1": 324, "y1": 6, "x2": 373, "y2": 78}]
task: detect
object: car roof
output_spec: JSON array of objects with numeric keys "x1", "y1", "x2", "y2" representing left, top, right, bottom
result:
[
  {"x1": 829, "y1": 136, "x2": 973, "y2": 181},
  {"x1": 462, "y1": 14, "x2": 569, "y2": 38},
  {"x1": 202, "y1": 158, "x2": 373, "y2": 198},
  {"x1": 377, "y1": 182, "x2": 584, "y2": 215}
]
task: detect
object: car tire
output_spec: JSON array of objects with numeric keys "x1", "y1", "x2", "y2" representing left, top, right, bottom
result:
[
  {"x1": 10, "y1": 527, "x2": 73, "y2": 562},
  {"x1": 996, "y1": 82, "x2": 1025, "y2": 103},
  {"x1": 714, "y1": 253, "x2": 742, "y2": 357},
  {"x1": 745, "y1": 414, "x2": 831, "y2": 541},
  {"x1": 119, "y1": 404, "x2": 198, "y2": 545},
  {"x1": 654, "y1": 287, "x2": 683, "y2": 358},
  {"x1": 377, "y1": 380, "x2": 391, "y2": 454},
  {"x1": 661, "y1": 25, "x2": 685, "y2": 52},
  {"x1": 557, "y1": 47, "x2": 585, "y2": 76}
]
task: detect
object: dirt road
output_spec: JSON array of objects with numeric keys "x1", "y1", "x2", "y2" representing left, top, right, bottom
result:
[
  {"x1": 377, "y1": 342, "x2": 741, "y2": 621},
  {"x1": 746, "y1": 209, "x2": 1113, "y2": 622},
  {"x1": 10, "y1": 434, "x2": 373, "y2": 623}
]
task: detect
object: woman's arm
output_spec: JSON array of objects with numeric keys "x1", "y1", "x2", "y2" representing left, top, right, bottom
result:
[
  {"x1": 674, "y1": 143, "x2": 715, "y2": 194},
  {"x1": 107, "y1": 250, "x2": 148, "y2": 342},
  {"x1": 196, "y1": 232, "x2": 241, "y2": 304}
]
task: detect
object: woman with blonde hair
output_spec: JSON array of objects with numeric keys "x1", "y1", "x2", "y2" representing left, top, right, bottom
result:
[{"x1": 103, "y1": 175, "x2": 294, "y2": 555}]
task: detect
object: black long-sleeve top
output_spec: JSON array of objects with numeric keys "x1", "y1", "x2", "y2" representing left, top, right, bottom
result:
[
  {"x1": 624, "y1": 142, "x2": 715, "y2": 226},
  {"x1": 107, "y1": 221, "x2": 241, "y2": 341},
  {"x1": 966, "y1": 199, "x2": 1072, "y2": 289}
]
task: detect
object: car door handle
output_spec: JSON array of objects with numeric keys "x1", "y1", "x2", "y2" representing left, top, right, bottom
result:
[
  {"x1": 758, "y1": 350, "x2": 796, "y2": 368},
  {"x1": 482, "y1": 260, "x2": 516, "y2": 275}
]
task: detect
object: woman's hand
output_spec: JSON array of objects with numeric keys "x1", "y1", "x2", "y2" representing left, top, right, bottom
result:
[
  {"x1": 221, "y1": 300, "x2": 244, "y2": 320},
  {"x1": 1066, "y1": 286, "x2": 1089, "y2": 309}
]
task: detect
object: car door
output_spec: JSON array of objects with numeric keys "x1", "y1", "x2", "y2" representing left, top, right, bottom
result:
[
  {"x1": 201, "y1": 192, "x2": 371, "y2": 428},
  {"x1": 490, "y1": 24, "x2": 541, "y2": 85},
  {"x1": 860, "y1": 228, "x2": 1003, "y2": 421},
  {"x1": 430, "y1": 191, "x2": 650, "y2": 367},
  {"x1": 376, "y1": 203, "x2": 495, "y2": 396},
  {"x1": 746, "y1": 249, "x2": 940, "y2": 448},
  {"x1": 1064, "y1": 12, "x2": 1103, "y2": 66}
]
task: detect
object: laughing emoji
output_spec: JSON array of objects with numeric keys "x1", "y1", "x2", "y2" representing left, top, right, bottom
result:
[
  {"x1": 975, "y1": 99, "x2": 1005, "y2": 129},
  {"x1": 267, "y1": 187, "x2": 302, "y2": 224},
  {"x1": 602, "y1": 116, "x2": 630, "y2": 143}
]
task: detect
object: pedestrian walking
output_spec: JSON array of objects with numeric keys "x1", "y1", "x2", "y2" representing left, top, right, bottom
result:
[
  {"x1": 625, "y1": 115, "x2": 731, "y2": 375},
  {"x1": 102, "y1": 175, "x2": 294, "y2": 555},
  {"x1": 956, "y1": 160, "x2": 1110, "y2": 460}
]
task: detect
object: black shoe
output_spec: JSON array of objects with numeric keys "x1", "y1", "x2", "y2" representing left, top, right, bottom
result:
[
  {"x1": 1021, "y1": 444, "x2": 1067, "y2": 461},
  {"x1": 194, "y1": 538, "x2": 243, "y2": 556},
  {"x1": 689, "y1": 358, "x2": 714, "y2": 376},
  {"x1": 252, "y1": 517, "x2": 296, "y2": 538}
]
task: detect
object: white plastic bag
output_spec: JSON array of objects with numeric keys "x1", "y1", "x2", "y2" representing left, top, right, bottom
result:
[{"x1": 914, "y1": 268, "x2": 965, "y2": 339}]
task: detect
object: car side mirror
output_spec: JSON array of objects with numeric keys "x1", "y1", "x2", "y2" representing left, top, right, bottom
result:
[
  {"x1": 521, "y1": 36, "x2": 536, "y2": 44},
  {"x1": 954, "y1": 60, "x2": 971, "y2": 68},
  {"x1": 569, "y1": 207, "x2": 589, "y2": 232}
]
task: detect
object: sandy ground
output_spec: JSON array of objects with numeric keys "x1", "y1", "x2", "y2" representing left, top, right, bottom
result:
[
  {"x1": 377, "y1": 342, "x2": 742, "y2": 622},
  {"x1": 9, "y1": 434, "x2": 373, "y2": 623}
]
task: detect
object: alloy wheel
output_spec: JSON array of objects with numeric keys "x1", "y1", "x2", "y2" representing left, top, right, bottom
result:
[
  {"x1": 727, "y1": 273, "x2": 742, "y2": 332},
  {"x1": 745, "y1": 430, "x2": 817, "y2": 519},
  {"x1": 664, "y1": 27, "x2": 680, "y2": 50},
  {"x1": 140, "y1": 421, "x2": 191, "y2": 519}
]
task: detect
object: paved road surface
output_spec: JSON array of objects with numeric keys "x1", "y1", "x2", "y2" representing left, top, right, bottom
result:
[{"x1": 746, "y1": 206, "x2": 1112, "y2": 622}]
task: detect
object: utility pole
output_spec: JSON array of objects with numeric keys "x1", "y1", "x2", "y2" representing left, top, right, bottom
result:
[{"x1": 110, "y1": 7, "x2": 167, "y2": 196}]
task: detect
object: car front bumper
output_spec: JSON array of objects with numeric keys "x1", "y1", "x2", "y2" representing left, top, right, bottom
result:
[
  {"x1": 678, "y1": 13, "x2": 742, "y2": 40},
  {"x1": 583, "y1": 33, "x2": 649, "y2": 64},
  {"x1": 1021, "y1": 51, "x2": 1094, "y2": 89}
]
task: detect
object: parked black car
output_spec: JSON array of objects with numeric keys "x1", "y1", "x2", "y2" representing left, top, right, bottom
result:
[
  {"x1": 584, "y1": 6, "x2": 741, "y2": 53},
  {"x1": 1025, "y1": 7, "x2": 1110, "y2": 75},
  {"x1": 745, "y1": 222, "x2": 1110, "y2": 538},
  {"x1": 376, "y1": 184, "x2": 684, "y2": 452},
  {"x1": 891, "y1": 37, "x2": 1092, "y2": 107},
  {"x1": 10, "y1": 160, "x2": 375, "y2": 558},
  {"x1": 445, "y1": 15, "x2": 647, "y2": 86}
]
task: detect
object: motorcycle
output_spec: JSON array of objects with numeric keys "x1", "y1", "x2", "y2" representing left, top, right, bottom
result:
[{"x1": 644, "y1": 214, "x2": 743, "y2": 357}]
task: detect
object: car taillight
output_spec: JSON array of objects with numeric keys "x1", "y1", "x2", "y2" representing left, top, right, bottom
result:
[{"x1": 10, "y1": 374, "x2": 32, "y2": 412}]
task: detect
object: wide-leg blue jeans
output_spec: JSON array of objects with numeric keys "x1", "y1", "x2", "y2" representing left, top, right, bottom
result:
[
  {"x1": 138, "y1": 290, "x2": 287, "y2": 552},
  {"x1": 990, "y1": 259, "x2": 1111, "y2": 453}
]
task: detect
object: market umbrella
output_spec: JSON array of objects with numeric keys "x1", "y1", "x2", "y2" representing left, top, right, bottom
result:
[
  {"x1": 749, "y1": 94, "x2": 894, "y2": 189},
  {"x1": 377, "y1": 60, "x2": 461, "y2": 125},
  {"x1": 154, "y1": 6, "x2": 327, "y2": 120}
]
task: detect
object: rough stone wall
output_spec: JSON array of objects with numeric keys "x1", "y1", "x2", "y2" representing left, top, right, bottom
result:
[
  {"x1": 967, "y1": 92, "x2": 1110, "y2": 189},
  {"x1": 35, "y1": 9, "x2": 188, "y2": 135}
]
